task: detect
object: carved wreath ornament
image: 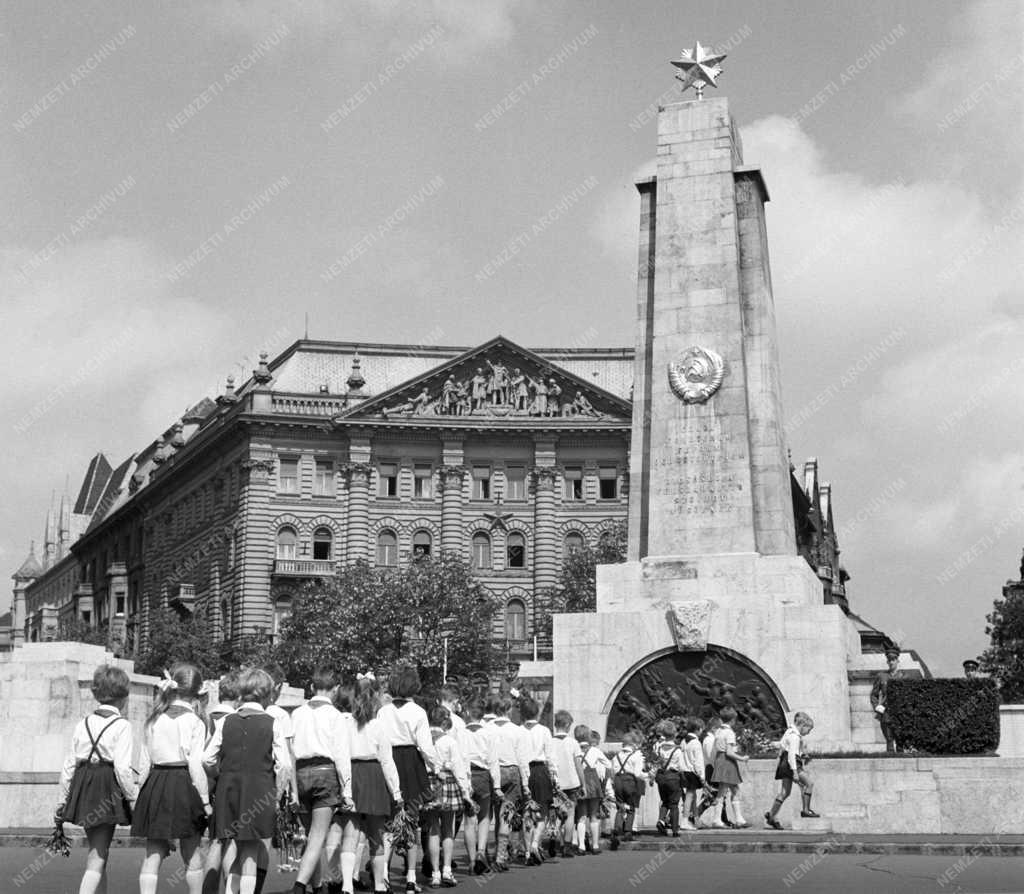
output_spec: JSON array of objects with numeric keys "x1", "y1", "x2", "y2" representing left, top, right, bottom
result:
[{"x1": 668, "y1": 346, "x2": 725, "y2": 404}]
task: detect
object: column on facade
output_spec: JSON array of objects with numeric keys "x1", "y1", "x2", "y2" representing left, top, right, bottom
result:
[
  {"x1": 342, "y1": 463, "x2": 373, "y2": 564},
  {"x1": 440, "y1": 466, "x2": 468, "y2": 556},
  {"x1": 531, "y1": 466, "x2": 560, "y2": 643},
  {"x1": 238, "y1": 456, "x2": 275, "y2": 639}
]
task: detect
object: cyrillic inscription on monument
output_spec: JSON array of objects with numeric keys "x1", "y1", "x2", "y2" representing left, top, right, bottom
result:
[{"x1": 654, "y1": 425, "x2": 747, "y2": 516}]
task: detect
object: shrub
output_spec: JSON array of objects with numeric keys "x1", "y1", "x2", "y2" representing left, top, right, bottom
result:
[{"x1": 886, "y1": 678, "x2": 999, "y2": 754}]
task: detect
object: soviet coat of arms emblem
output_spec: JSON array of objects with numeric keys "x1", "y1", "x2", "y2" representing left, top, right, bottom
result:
[{"x1": 668, "y1": 346, "x2": 725, "y2": 403}]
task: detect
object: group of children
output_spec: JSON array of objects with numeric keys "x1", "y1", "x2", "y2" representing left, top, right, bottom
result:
[{"x1": 58, "y1": 661, "x2": 820, "y2": 894}]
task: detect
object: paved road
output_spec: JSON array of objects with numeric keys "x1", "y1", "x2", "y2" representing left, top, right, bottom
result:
[{"x1": 4, "y1": 846, "x2": 1024, "y2": 893}]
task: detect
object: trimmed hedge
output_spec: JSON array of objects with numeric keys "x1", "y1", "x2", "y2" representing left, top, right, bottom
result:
[{"x1": 886, "y1": 678, "x2": 999, "y2": 754}]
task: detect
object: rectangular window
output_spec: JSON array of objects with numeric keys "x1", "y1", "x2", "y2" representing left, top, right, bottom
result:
[
  {"x1": 115, "y1": 594, "x2": 126, "y2": 616},
  {"x1": 472, "y1": 466, "x2": 491, "y2": 500},
  {"x1": 413, "y1": 464, "x2": 434, "y2": 499},
  {"x1": 378, "y1": 463, "x2": 398, "y2": 497},
  {"x1": 599, "y1": 466, "x2": 618, "y2": 499},
  {"x1": 564, "y1": 466, "x2": 583, "y2": 501},
  {"x1": 505, "y1": 466, "x2": 526, "y2": 501},
  {"x1": 314, "y1": 460, "x2": 335, "y2": 496},
  {"x1": 278, "y1": 457, "x2": 299, "y2": 493}
]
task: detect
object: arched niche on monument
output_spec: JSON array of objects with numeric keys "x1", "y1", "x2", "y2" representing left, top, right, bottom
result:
[{"x1": 605, "y1": 646, "x2": 788, "y2": 742}]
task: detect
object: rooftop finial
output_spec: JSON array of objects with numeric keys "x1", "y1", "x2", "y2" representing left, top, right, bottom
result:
[
  {"x1": 347, "y1": 352, "x2": 366, "y2": 392},
  {"x1": 253, "y1": 351, "x2": 272, "y2": 385},
  {"x1": 671, "y1": 40, "x2": 726, "y2": 99}
]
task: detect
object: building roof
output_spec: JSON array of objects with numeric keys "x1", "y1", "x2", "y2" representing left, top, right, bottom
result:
[
  {"x1": 270, "y1": 338, "x2": 634, "y2": 402},
  {"x1": 73, "y1": 453, "x2": 114, "y2": 515},
  {"x1": 13, "y1": 542, "x2": 44, "y2": 581},
  {"x1": 84, "y1": 455, "x2": 137, "y2": 534}
]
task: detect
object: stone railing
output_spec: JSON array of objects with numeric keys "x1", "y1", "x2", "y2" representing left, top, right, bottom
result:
[
  {"x1": 272, "y1": 558, "x2": 338, "y2": 577},
  {"x1": 270, "y1": 394, "x2": 348, "y2": 416}
]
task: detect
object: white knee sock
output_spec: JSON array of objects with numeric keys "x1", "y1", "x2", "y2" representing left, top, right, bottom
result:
[
  {"x1": 575, "y1": 817, "x2": 587, "y2": 848},
  {"x1": 78, "y1": 868, "x2": 103, "y2": 894},
  {"x1": 139, "y1": 873, "x2": 159, "y2": 894},
  {"x1": 239, "y1": 875, "x2": 256, "y2": 894},
  {"x1": 186, "y1": 867, "x2": 205, "y2": 894},
  {"x1": 340, "y1": 852, "x2": 356, "y2": 889}
]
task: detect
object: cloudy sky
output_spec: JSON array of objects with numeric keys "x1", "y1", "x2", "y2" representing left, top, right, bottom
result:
[{"x1": 2, "y1": 1, "x2": 1021, "y2": 675}]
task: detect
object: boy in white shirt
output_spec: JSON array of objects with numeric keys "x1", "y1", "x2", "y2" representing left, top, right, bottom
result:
[
  {"x1": 488, "y1": 695, "x2": 530, "y2": 870},
  {"x1": 550, "y1": 710, "x2": 582, "y2": 858},
  {"x1": 460, "y1": 701, "x2": 501, "y2": 875},
  {"x1": 680, "y1": 718, "x2": 706, "y2": 831},
  {"x1": 290, "y1": 667, "x2": 353, "y2": 894},
  {"x1": 609, "y1": 731, "x2": 645, "y2": 848},
  {"x1": 765, "y1": 712, "x2": 817, "y2": 829}
]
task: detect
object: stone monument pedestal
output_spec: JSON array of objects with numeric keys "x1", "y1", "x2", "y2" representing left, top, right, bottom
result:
[{"x1": 554, "y1": 554, "x2": 860, "y2": 750}]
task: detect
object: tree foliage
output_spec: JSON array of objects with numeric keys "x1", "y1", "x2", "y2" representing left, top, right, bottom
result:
[
  {"x1": 536, "y1": 521, "x2": 627, "y2": 636},
  {"x1": 56, "y1": 617, "x2": 109, "y2": 647},
  {"x1": 275, "y1": 554, "x2": 500, "y2": 689},
  {"x1": 134, "y1": 610, "x2": 222, "y2": 678},
  {"x1": 978, "y1": 585, "x2": 1024, "y2": 703}
]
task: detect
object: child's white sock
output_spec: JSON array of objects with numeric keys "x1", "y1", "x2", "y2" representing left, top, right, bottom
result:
[
  {"x1": 186, "y1": 867, "x2": 205, "y2": 894},
  {"x1": 575, "y1": 817, "x2": 587, "y2": 849},
  {"x1": 78, "y1": 868, "x2": 103, "y2": 894},
  {"x1": 340, "y1": 852, "x2": 356, "y2": 889},
  {"x1": 239, "y1": 875, "x2": 257, "y2": 894},
  {"x1": 139, "y1": 873, "x2": 159, "y2": 894}
]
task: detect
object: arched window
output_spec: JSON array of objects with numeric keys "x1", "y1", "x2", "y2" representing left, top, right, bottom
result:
[
  {"x1": 276, "y1": 526, "x2": 298, "y2": 560},
  {"x1": 273, "y1": 595, "x2": 292, "y2": 639},
  {"x1": 506, "y1": 532, "x2": 526, "y2": 568},
  {"x1": 376, "y1": 530, "x2": 398, "y2": 567},
  {"x1": 313, "y1": 526, "x2": 333, "y2": 561},
  {"x1": 563, "y1": 532, "x2": 585, "y2": 558},
  {"x1": 505, "y1": 599, "x2": 526, "y2": 641},
  {"x1": 471, "y1": 532, "x2": 492, "y2": 570},
  {"x1": 413, "y1": 530, "x2": 432, "y2": 559}
]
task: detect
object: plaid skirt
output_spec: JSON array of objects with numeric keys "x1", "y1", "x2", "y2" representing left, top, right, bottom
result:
[{"x1": 424, "y1": 769, "x2": 463, "y2": 814}]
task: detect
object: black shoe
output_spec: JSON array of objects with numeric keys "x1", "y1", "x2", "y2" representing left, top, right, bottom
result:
[
  {"x1": 800, "y1": 809, "x2": 821, "y2": 818},
  {"x1": 765, "y1": 811, "x2": 783, "y2": 830},
  {"x1": 560, "y1": 844, "x2": 574, "y2": 859},
  {"x1": 656, "y1": 820, "x2": 667, "y2": 836},
  {"x1": 473, "y1": 856, "x2": 487, "y2": 876},
  {"x1": 609, "y1": 834, "x2": 620, "y2": 851}
]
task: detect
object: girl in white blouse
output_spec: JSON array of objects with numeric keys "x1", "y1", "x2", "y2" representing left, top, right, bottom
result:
[{"x1": 132, "y1": 663, "x2": 212, "y2": 894}]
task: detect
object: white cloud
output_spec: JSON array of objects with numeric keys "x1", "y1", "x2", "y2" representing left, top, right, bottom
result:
[{"x1": 202, "y1": 0, "x2": 523, "y2": 60}]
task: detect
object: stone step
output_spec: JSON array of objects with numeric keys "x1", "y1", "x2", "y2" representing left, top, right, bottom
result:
[{"x1": 789, "y1": 816, "x2": 833, "y2": 833}]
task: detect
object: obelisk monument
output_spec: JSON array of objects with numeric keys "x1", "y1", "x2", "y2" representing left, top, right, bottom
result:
[
  {"x1": 628, "y1": 45, "x2": 794, "y2": 560},
  {"x1": 554, "y1": 45, "x2": 857, "y2": 751}
]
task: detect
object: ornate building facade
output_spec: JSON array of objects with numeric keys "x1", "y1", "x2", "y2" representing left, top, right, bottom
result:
[{"x1": 10, "y1": 335, "x2": 851, "y2": 662}]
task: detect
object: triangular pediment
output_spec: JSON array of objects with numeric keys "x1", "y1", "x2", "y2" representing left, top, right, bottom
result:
[{"x1": 338, "y1": 335, "x2": 631, "y2": 424}]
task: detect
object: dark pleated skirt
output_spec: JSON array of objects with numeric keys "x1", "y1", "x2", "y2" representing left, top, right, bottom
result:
[
  {"x1": 392, "y1": 744, "x2": 430, "y2": 805},
  {"x1": 132, "y1": 765, "x2": 206, "y2": 839},
  {"x1": 214, "y1": 768, "x2": 276, "y2": 841},
  {"x1": 351, "y1": 759, "x2": 392, "y2": 817},
  {"x1": 65, "y1": 761, "x2": 132, "y2": 828},
  {"x1": 712, "y1": 752, "x2": 742, "y2": 785},
  {"x1": 528, "y1": 761, "x2": 554, "y2": 808}
]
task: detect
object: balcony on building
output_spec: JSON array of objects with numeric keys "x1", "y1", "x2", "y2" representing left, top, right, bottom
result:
[
  {"x1": 272, "y1": 558, "x2": 338, "y2": 577},
  {"x1": 169, "y1": 583, "x2": 196, "y2": 613}
]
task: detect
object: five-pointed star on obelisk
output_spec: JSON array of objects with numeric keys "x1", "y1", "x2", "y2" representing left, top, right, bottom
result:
[{"x1": 671, "y1": 41, "x2": 726, "y2": 98}]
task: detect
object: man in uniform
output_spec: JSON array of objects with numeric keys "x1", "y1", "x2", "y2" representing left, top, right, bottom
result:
[{"x1": 870, "y1": 647, "x2": 902, "y2": 752}]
